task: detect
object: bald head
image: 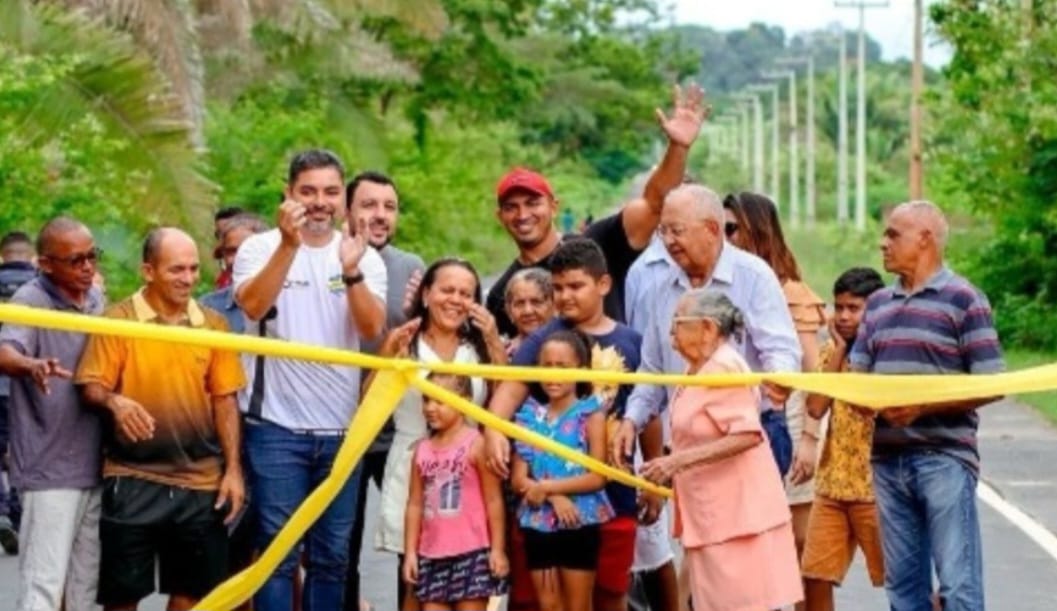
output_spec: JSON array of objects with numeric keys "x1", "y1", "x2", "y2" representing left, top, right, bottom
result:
[
  {"x1": 142, "y1": 227, "x2": 196, "y2": 264},
  {"x1": 663, "y1": 184, "x2": 725, "y2": 224},
  {"x1": 37, "y1": 216, "x2": 90, "y2": 256},
  {"x1": 891, "y1": 200, "x2": 949, "y2": 252},
  {"x1": 659, "y1": 184, "x2": 726, "y2": 277}
]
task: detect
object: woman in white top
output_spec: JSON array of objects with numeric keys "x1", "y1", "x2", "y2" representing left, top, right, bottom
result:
[{"x1": 372, "y1": 257, "x2": 506, "y2": 610}]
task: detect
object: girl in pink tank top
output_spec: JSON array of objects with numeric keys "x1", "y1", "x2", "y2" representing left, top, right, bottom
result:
[{"x1": 403, "y1": 373, "x2": 509, "y2": 610}]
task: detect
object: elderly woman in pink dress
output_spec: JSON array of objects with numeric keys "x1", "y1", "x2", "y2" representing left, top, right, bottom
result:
[{"x1": 642, "y1": 288, "x2": 802, "y2": 611}]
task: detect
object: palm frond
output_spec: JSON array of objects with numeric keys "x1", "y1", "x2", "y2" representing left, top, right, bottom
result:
[
  {"x1": 2, "y1": 0, "x2": 216, "y2": 234},
  {"x1": 249, "y1": 0, "x2": 418, "y2": 84},
  {"x1": 54, "y1": 0, "x2": 206, "y2": 148},
  {"x1": 194, "y1": 0, "x2": 252, "y2": 54},
  {"x1": 345, "y1": 0, "x2": 448, "y2": 40}
]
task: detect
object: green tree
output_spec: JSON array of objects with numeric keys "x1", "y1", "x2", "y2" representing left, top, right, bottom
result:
[{"x1": 930, "y1": 0, "x2": 1057, "y2": 349}]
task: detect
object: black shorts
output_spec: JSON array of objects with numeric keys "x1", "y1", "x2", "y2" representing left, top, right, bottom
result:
[
  {"x1": 98, "y1": 476, "x2": 228, "y2": 605},
  {"x1": 522, "y1": 525, "x2": 601, "y2": 571}
]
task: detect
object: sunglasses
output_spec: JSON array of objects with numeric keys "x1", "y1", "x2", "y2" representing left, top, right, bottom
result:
[
  {"x1": 44, "y1": 247, "x2": 102, "y2": 268},
  {"x1": 724, "y1": 222, "x2": 739, "y2": 238}
]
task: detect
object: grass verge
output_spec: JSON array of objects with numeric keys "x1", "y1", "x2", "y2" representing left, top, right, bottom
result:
[{"x1": 1005, "y1": 349, "x2": 1057, "y2": 424}]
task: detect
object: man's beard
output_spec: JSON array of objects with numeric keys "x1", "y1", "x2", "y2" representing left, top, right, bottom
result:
[{"x1": 304, "y1": 217, "x2": 333, "y2": 236}]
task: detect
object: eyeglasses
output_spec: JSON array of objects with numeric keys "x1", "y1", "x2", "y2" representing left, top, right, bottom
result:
[
  {"x1": 44, "y1": 247, "x2": 102, "y2": 268},
  {"x1": 724, "y1": 222, "x2": 739, "y2": 238},
  {"x1": 656, "y1": 224, "x2": 690, "y2": 240}
]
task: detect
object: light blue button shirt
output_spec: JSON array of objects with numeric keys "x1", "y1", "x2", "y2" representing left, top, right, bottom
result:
[
  {"x1": 624, "y1": 242, "x2": 802, "y2": 430},
  {"x1": 625, "y1": 236, "x2": 673, "y2": 336}
]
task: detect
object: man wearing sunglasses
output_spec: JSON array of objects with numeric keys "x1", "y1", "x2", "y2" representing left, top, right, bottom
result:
[{"x1": 0, "y1": 217, "x2": 106, "y2": 611}]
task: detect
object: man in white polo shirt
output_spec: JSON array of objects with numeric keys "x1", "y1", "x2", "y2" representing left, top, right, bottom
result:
[{"x1": 232, "y1": 149, "x2": 387, "y2": 611}]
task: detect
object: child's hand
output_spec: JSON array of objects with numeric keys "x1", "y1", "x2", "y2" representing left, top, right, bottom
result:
[
  {"x1": 524, "y1": 480, "x2": 548, "y2": 507},
  {"x1": 402, "y1": 553, "x2": 419, "y2": 585},
  {"x1": 827, "y1": 317, "x2": 848, "y2": 353},
  {"x1": 550, "y1": 495, "x2": 581, "y2": 528},
  {"x1": 489, "y1": 548, "x2": 510, "y2": 578}
]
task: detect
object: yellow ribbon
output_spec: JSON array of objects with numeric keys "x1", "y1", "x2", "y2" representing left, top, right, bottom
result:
[
  {"x1": 408, "y1": 375, "x2": 672, "y2": 498},
  {"x1": 0, "y1": 304, "x2": 1050, "y2": 408},
  {"x1": 2, "y1": 303, "x2": 1052, "y2": 610},
  {"x1": 195, "y1": 370, "x2": 411, "y2": 611}
]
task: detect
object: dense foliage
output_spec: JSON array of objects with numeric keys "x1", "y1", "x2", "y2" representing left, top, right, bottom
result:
[
  {"x1": 3, "y1": 1, "x2": 1055, "y2": 353},
  {"x1": 930, "y1": 1, "x2": 1057, "y2": 350},
  {"x1": 0, "y1": 0, "x2": 692, "y2": 297}
]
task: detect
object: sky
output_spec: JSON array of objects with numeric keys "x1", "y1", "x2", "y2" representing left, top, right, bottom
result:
[{"x1": 670, "y1": 0, "x2": 953, "y2": 67}]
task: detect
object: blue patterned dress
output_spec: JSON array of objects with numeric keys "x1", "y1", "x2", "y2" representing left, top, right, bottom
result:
[{"x1": 513, "y1": 396, "x2": 614, "y2": 532}]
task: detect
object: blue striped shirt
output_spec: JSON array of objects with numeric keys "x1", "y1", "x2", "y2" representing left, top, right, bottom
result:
[{"x1": 849, "y1": 266, "x2": 1003, "y2": 470}]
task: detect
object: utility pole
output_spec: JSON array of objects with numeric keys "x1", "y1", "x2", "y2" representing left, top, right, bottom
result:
[
  {"x1": 837, "y1": 0, "x2": 888, "y2": 230},
  {"x1": 739, "y1": 102, "x2": 751, "y2": 177},
  {"x1": 736, "y1": 93, "x2": 765, "y2": 192},
  {"x1": 764, "y1": 69, "x2": 799, "y2": 228},
  {"x1": 779, "y1": 56, "x2": 817, "y2": 226},
  {"x1": 749, "y1": 83, "x2": 781, "y2": 206},
  {"x1": 837, "y1": 25, "x2": 849, "y2": 224},
  {"x1": 721, "y1": 114, "x2": 742, "y2": 165},
  {"x1": 909, "y1": 0, "x2": 924, "y2": 200}
]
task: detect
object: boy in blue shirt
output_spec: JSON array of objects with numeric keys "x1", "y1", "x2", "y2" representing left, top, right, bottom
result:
[{"x1": 486, "y1": 237, "x2": 642, "y2": 611}]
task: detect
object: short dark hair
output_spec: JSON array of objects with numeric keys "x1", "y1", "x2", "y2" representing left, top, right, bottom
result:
[
  {"x1": 833, "y1": 267, "x2": 885, "y2": 299},
  {"x1": 540, "y1": 329, "x2": 594, "y2": 398},
  {"x1": 1, "y1": 231, "x2": 32, "y2": 250},
  {"x1": 287, "y1": 149, "x2": 345, "y2": 185},
  {"x1": 214, "y1": 206, "x2": 244, "y2": 222},
  {"x1": 550, "y1": 237, "x2": 608, "y2": 279},
  {"x1": 346, "y1": 171, "x2": 397, "y2": 210}
]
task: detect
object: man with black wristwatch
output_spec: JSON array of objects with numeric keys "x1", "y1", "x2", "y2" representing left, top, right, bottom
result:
[{"x1": 232, "y1": 149, "x2": 387, "y2": 611}]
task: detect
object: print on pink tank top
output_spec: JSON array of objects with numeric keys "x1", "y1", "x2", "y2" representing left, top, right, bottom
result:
[{"x1": 415, "y1": 428, "x2": 491, "y2": 559}]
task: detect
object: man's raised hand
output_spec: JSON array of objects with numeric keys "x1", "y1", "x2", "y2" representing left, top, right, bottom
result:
[
  {"x1": 655, "y1": 83, "x2": 711, "y2": 149},
  {"x1": 277, "y1": 198, "x2": 306, "y2": 248}
]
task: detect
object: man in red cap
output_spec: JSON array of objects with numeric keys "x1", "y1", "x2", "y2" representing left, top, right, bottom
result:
[
  {"x1": 485, "y1": 84, "x2": 709, "y2": 611},
  {"x1": 485, "y1": 84, "x2": 709, "y2": 340}
]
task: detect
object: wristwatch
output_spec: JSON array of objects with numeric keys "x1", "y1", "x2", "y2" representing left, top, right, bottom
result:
[{"x1": 342, "y1": 271, "x2": 365, "y2": 286}]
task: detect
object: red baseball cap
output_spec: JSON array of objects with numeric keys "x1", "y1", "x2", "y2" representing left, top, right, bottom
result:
[{"x1": 496, "y1": 167, "x2": 554, "y2": 203}]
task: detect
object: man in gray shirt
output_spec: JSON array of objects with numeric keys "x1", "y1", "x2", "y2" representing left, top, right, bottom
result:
[
  {"x1": 0, "y1": 230, "x2": 38, "y2": 554},
  {"x1": 0, "y1": 216, "x2": 105, "y2": 611},
  {"x1": 342, "y1": 171, "x2": 426, "y2": 611}
]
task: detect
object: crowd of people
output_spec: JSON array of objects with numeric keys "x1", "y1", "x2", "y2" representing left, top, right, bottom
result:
[{"x1": 0, "y1": 82, "x2": 1004, "y2": 611}]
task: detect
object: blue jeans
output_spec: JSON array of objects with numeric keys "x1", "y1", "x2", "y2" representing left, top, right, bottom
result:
[
  {"x1": 245, "y1": 420, "x2": 362, "y2": 611},
  {"x1": 761, "y1": 409, "x2": 792, "y2": 477},
  {"x1": 872, "y1": 452, "x2": 983, "y2": 611}
]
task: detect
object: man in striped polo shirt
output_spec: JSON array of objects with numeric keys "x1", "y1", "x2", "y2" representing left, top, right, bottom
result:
[{"x1": 850, "y1": 201, "x2": 1003, "y2": 611}]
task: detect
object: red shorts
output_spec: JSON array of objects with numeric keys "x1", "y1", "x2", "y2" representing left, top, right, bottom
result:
[
  {"x1": 508, "y1": 519, "x2": 539, "y2": 611},
  {"x1": 595, "y1": 515, "x2": 637, "y2": 593},
  {"x1": 507, "y1": 515, "x2": 638, "y2": 608}
]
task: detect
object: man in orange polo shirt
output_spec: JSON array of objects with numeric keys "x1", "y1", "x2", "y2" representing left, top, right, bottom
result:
[{"x1": 76, "y1": 227, "x2": 246, "y2": 611}]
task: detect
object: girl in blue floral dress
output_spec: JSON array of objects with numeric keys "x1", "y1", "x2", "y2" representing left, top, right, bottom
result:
[{"x1": 511, "y1": 329, "x2": 613, "y2": 611}]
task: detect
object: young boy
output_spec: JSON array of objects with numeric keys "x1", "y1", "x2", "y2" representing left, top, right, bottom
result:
[
  {"x1": 801, "y1": 267, "x2": 886, "y2": 611},
  {"x1": 486, "y1": 237, "x2": 641, "y2": 611}
]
